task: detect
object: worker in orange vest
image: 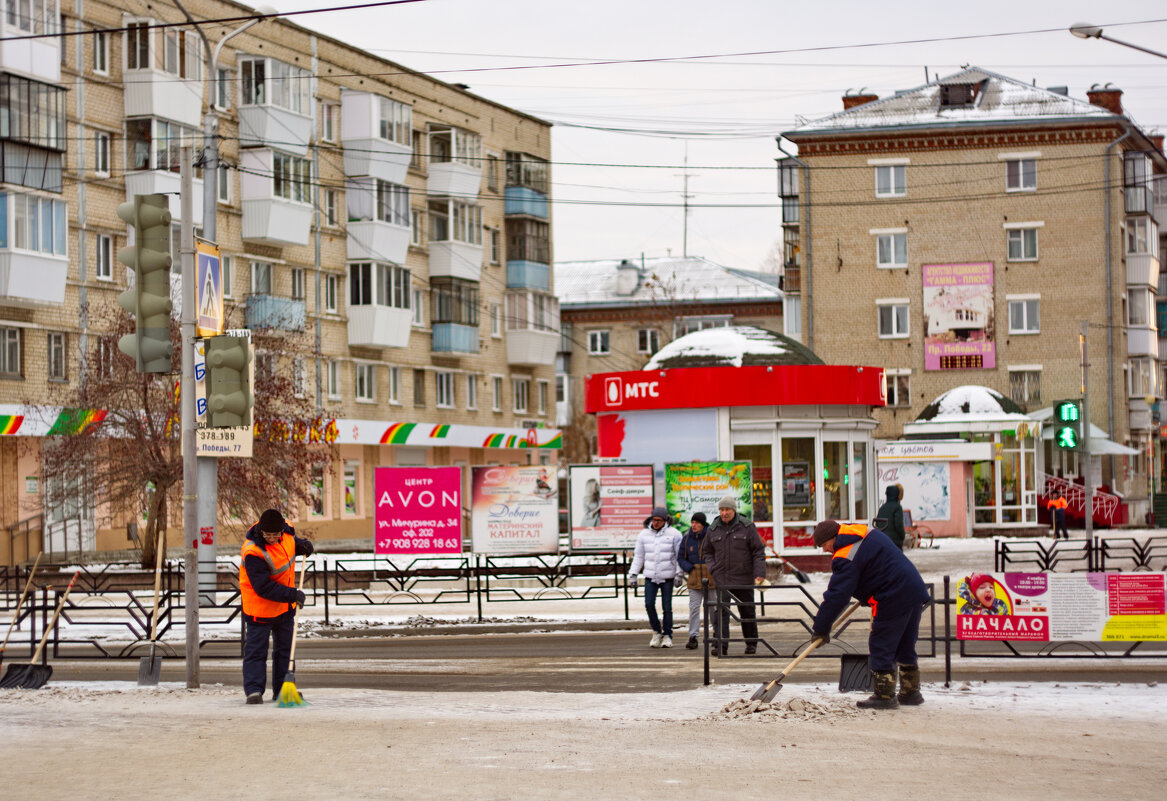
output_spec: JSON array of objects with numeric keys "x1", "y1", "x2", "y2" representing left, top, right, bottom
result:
[
  {"x1": 1047, "y1": 491, "x2": 1069, "y2": 540},
  {"x1": 240, "y1": 509, "x2": 313, "y2": 704}
]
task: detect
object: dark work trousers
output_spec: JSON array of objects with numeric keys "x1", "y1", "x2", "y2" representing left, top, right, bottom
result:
[
  {"x1": 715, "y1": 588, "x2": 758, "y2": 648},
  {"x1": 1053, "y1": 510, "x2": 1068, "y2": 539},
  {"x1": 867, "y1": 603, "x2": 924, "y2": 672},
  {"x1": 242, "y1": 609, "x2": 295, "y2": 698}
]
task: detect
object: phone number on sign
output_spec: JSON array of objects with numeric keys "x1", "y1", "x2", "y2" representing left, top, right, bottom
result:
[{"x1": 381, "y1": 537, "x2": 461, "y2": 550}]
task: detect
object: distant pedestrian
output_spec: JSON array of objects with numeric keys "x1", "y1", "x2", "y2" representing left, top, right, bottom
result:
[
  {"x1": 874, "y1": 484, "x2": 906, "y2": 550},
  {"x1": 704, "y1": 496, "x2": 766, "y2": 655},
  {"x1": 1047, "y1": 490, "x2": 1069, "y2": 539},
  {"x1": 628, "y1": 507, "x2": 683, "y2": 648},
  {"x1": 677, "y1": 512, "x2": 714, "y2": 650}
]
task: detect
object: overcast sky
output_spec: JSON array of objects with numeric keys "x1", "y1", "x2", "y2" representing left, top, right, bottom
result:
[{"x1": 263, "y1": 0, "x2": 1167, "y2": 271}]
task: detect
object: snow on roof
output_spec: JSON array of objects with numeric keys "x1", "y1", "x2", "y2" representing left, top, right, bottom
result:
[
  {"x1": 785, "y1": 67, "x2": 1116, "y2": 136},
  {"x1": 554, "y1": 256, "x2": 781, "y2": 307},
  {"x1": 913, "y1": 385, "x2": 1029, "y2": 424},
  {"x1": 642, "y1": 325, "x2": 822, "y2": 369}
]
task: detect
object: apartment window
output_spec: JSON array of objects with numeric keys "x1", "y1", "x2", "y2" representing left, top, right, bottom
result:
[
  {"x1": 875, "y1": 232, "x2": 907, "y2": 268},
  {"x1": 325, "y1": 274, "x2": 339, "y2": 313},
  {"x1": 214, "y1": 68, "x2": 231, "y2": 110},
  {"x1": 413, "y1": 369, "x2": 426, "y2": 407},
  {"x1": 1126, "y1": 217, "x2": 1158, "y2": 256},
  {"x1": 877, "y1": 301, "x2": 909, "y2": 338},
  {"x1": 430, "y1": 277, "x2": 479, "y2": 326},
  {"x1": 3, "y1": 193, "x2": 67, "y2": 256},
  {"x1": 93, "y1": 132, "x2": 110, "y2": 176},
  {"x1": 588, "y1": 330, "x2": 610, "y2": 355},
  {"x1": 250, "y1": 261, "x2": 272, "y2": 294},
  {"x1": 1129, "y1": 358, "x2": 1155, "y2": 397},
  {"x1": 291, "y1": 268, "x2": 306, "y2": 301},
  {"x1": 47, "y1": 332, "x2": 66, "y2": 381},
  {"x1": 1005, "y1": 159, "x2": 1036, "y2": 192},
  {"x1": 1009, "y1": 369, "x2": 1042, "y2": 405},
  {"x1": 349, "y1": 263, "x2": 410, "y2": 310},
  {"x1": 0, "y1": 74, "x2": 66, "y2": 154},
  {"x1": 466, "y1": 375, "x2": 477, "y2": 409},
  {"x1": 428, "y1": 124, "x2": 481, "y2": 167},
  {"x1": 272, "y1": 151, "x2": 311, "y2": 204},
  {"x1": 95, "y1": 234, "x2": 112, "y2": 280},
  {"x1": 292, "y1": 357, "x2": 305, "y2": 398},
  {"x1": 490, "y1": 303, "x2": 501, "y2": 338},
  {"x1": 676, "y1": 316, "x2": 731, "y2": 336},
  {"x1": 410, "y1": 129, "x2": 425, "y2": 170},
  {"x1": 874, "y1": 164, "x2": 905, "y2": 197},
  {"x1": 378, "y1": 97, "x2": 411, "y2": 146},
  {"x1": 436, "y1": 371, "x2": 455, "y2": 408},
  {"x1": 388, "y1": 366, "x2": 400, "y2": 404},
  {"x1": 428, "y1": 199, "x2": 482, "y2": 245},
  {"x1": 126, "y1": 118, "x2": 199, "y2": 174},
  {"x1": 784, "y1": 297, "x2": 801, "y2": 339},
  {"x1": 94, "y1": 336, "x2": 114, "y2": 380},
  {"x1": 324, "y1": 190, "x2": 339, "y2": 227},
  {"x1": 506, "y1": 217, "x2": 550, "y2": 264},
  {"x1": 162, "y1": 29, "x2": 201, "y2": 79},
  {"x1": 222, "y1": 256, "x2": 233, "y2": 298},
  {"x1": 492, "y1": 376, "x2": 503, "y2": 411},
  {"x1": 125, "y1": 21, "x2": 150, "y2": 70},
  {"x1": 1008, "y1": 296, "x2": 1040, "y2": 334},
  {"x1": 410, "y1": 208, "x2": 424, "y2": 246},
  {"x1": 0, "y1": 327, "x2": 21, "y2": 377},
  {"x1": 320, "y1": 102, "x2": 338, "y2": 142},
  {"x1": 489, "y1": 228, "x2": 500, "y2": 264},
  {"x1": 486, "y1": 155, "x2": 500, "y2": 192},
  {"x1": 637, "y1": 329, "x2": 660, "y2": 355},
  {"x1": 355, "y1": 363, "x2": 375, "y2": 402},
  {"x1": 411, "y1": 288, "x2": 425, "y2": 326},
  {"x1": 1128, "y1": 288, "x2": 1152, "y2": 327},
  {"x1": 505, "y1": 291, "x2": 558, "y2": 333},
  {"x1": 513, "y1": 378, "x2": 529, "y2": 414},
  {"x1": 240, "y1": 57, "x2": 311, "y2": 114},
  {"x1": 1125, "y1": 152, "x2": 1153, "y2": 214},
  {"x1": 1006, "y1": 228, "x2": 1039, "y2": 261},
  {"x1": 537, "y1": 380, "x2": 548, "y2": 415},
  {"x1": 555, "y1": 374, "x2": 567, "y2": 403},
  {"x1": 325, "y1": 360, "x2": 341, "y2": 399},
  {"x1": 93, "y1": 29, "x2": 109, "y2": 74},
  {"x1": 505, "y1": 151, "x2": 549, "y2": 193},
  {"x1": 217, "y1": 164, "x2": 231, "y2": 203},
  {"x1": 59, "y1": 13, "x2": 66, "y2": 66},
  {"x1": 885, "y1": 369, "x2": 910, "y2": 407}
]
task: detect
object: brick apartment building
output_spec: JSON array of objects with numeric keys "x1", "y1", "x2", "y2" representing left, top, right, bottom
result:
[
  {"x1": 778, "y1": 67, "x2": 1167, "y2": 522},
  {"x1": 0, "y1": 0, "x2": 560, "y2": 561}
]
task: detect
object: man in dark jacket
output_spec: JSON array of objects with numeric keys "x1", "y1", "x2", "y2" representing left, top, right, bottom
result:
[
  {"x1": 703, "y1": 496, "x2": 766, "y2": 655},
  {"x1": 874, "y1": 484, "x2": 906, "y2": 550},
  {"x1": 811, "y1": 519, "x2": 930, "y2": 710},
  {"x1": 240, "y1": 509, "x2": 313, "y2": 704}
]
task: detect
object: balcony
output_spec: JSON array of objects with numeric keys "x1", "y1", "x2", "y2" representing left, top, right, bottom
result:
[
  {"x1": 1126, "y1": 253, "x2": 1160, "y2": 288},
  {"x1": 126, "y1": 170, "x2": 203, "y2": 228},
  {"x1": 506, "y1": 329, "x2": 558, "y2": 366},
  {"x1": 347, "y1": 220, "x2": 409, "y2": 263},
  {"x1": 780, "y1": 264, "x2": 801, "y2": 293},
  {"x1": 340, "y1": 90, "x2": 412, "y2": 184},
  {"x1": 430, "y1": 241, "x2": 483, "y2": 282},
  {"x1": 241, "y1": 198, "x2": 312, "y2": 246},
  {"x1": 431, "y1": 322, "x2": 479, "y2": 354},
  {"x1": 347, "y1": 305, "x2": 411, "y2": 349},
  {"x1": 0, "y1": 34, "x2": 59, "y2": 84},
  {"x1": 124, "y1": 71, "x2": 201, "y2": 128},
  {"x1": 239, "y1": 106, "x2": 312, "y2": 156},
  {"x1": 428, "y1": 162, "x2": 481, "y2": 199},
  {"x1": 245, "y1": 294, "x2": 305, "y2": 331},
  {"x1": 1129, "y1": 397, "x2": 1154, "y2": 432},
  {"x1": 0, "y1": 251, "x2": 67, "y2": 306},
  {"x1": 504, "y1": 186, "x2": 548, "y2": 219},
  {"x1": 1128, "y1": 326, "x2": 1159, "y2": 358},
  {"x1": 506, "y1": 261, "x2": 550, "y2": 291}
]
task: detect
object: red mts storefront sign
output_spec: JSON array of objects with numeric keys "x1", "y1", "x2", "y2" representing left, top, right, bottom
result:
[{"x1": 585, "y1": 365, "x2": 886, "y2": 413}]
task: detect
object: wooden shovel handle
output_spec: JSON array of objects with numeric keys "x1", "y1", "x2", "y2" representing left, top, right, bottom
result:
[
  {"x1": 148, "y1": 528, "x2": 166, "y2": 643},
  {"x1": 29, "y1": 570, "x2": 81, "y2": 663},
  {"x1": 763, "y1": 600, "x2": 864, "y2": 690},
  {"x1": 0, "y1": 553, "x2": 42, "y2": 652}
]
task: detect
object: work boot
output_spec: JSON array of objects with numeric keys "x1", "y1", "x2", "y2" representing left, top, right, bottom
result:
[
  {"x1": 897, "y1": 664, "x2": 925, "y2": 706},
  {"x1": 685, "y1": 636, "x2": 698, "y2": 650},
  {"x1": 246, "y1": 693, "x2": 264, "y2": 705},
  {"x1": 856, "y1": 670, "x2": 899, "y2": 710}
]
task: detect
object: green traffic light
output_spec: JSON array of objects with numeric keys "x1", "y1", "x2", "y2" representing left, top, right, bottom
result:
[{"x1": 1056, "y1": 427, "x2": 1079, "y2": 449}]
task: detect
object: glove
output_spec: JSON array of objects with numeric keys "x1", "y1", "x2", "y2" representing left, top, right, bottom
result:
[
  {"x1": 673, "y1": 575, "x2": 684, "y2": 589},
  {"x1": 628, "y1": 575, "x2": 639, "y2": 589},
  {"x1": 293, "y1": 590, "x2": 307, "y2": 608},
  {"x1": 812, "y1": 632, "x2": 829, "y2": 646}
]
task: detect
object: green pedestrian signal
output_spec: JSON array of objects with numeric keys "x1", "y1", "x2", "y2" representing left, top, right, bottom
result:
[
  {"x1": 204, "y1": 335, "x2": 252, "y2": 428},
  {"x1": 116, "y1": 194, "x2": 173, "y2": 373},
  {"x1": 1053, "y1": 399, "x2": 1083, "y2": 451}
]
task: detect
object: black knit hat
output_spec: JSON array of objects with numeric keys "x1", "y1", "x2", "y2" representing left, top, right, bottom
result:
[
  {"x1": 813, "y1": 520, "x2": 840, "y2": 547},
  {"x1": 690, "y1": 512, "x2": 707, "y2": 525},
  {"x1": 259, "y1": 509, "x2": 286, "y2": 533}
]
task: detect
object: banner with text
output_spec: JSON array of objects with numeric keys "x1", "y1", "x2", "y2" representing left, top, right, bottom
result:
[
  {"x1": 569, "y1": 464, "x2": 654, "y2": 551},
  {"x1": 471, "y1": 465, "x2": 559, "y2": 555},
  {"x1": 664, "y1": 461, "x2": 753, "y2": 529},
  {"x1": 374, "y1": 466, "x2": 463, "y2": 554},
  {"x1": 923, "y1": 262, "x2": 995, "y2": 370},
  {"x1": 956, "y1": 572, "x2": 1167, "y2": 642}
]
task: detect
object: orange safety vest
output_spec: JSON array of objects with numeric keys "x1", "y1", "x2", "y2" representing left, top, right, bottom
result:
[
  {"x1": 830, "y1": 523, "x2": 878, "y2": 616},
  {"x1": 239, "y1": 532, "x2": 297, "y2": 618},
  {"x1": 1048, "y1": 497, "x2": 1067, "y2": 511}
]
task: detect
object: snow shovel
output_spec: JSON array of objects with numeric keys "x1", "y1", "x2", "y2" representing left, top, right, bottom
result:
[
  {"x1": 0, "y1": 570, "x2": 80, "y2": 690},
  {"x1": 750, "y1": 600, "x2": 861, "y2": 702},
  {"x1": 776, "y1": 557, "x2": 810, "y2": 584},
  {"x1": 0, "y1": 553, "x2": 42, "y2": 670},
  {"x1": 838, "y1": 653, "x2": 874, "y2": 693},
  {"x1": 137, "y1": 529, "x2": 167, "y2": 685}
]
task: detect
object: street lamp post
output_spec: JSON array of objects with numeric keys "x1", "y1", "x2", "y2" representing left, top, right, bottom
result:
[{"x1": 1069, "y1": 22, "x2": 1167, "y2": 61}]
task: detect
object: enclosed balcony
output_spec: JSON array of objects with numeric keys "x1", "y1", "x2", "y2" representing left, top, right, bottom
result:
[
  {"x1": 238, "y1": 57, "x2": 313, "y2": 155},
  {"x1": 432, "y1": 323, "x2": 479, "y2": 354},
  {"x1": 346, "y1": 178, "x2": 410, "y2": 263},
  {"x1": 245, "y1": 294, "x2": 305, "y2": 331},
  {"x1": 428, "y1": 199, "x2": 483, "y2": 281},
  {"x1": 0, "y1": 191, "x2": 66, "y2": 305},
  {"x1": 0, "y1": 4, "x2": 60, "y2": 83},
  {"x1": 0, "y1": 75, "x2": 65, "y2": 193},
  {"x1": 340, "y1": 90, "x2": 412, "y2": 184},
  {"x1": 239, "y1": 149, "x2": 313, "y2": 246},
  {"x1": 347, "y1": 262, "x2": 411, "y2": 348},
  {"x1": 504, "y1": 151, "x2": 549, "y2": 218},
  {"x1": 431, "y1": 277, "x2": 479, "y2": 354},
  {"x1": 123, "y1": 23, "x2": 201, "y2": 127},
  {"x1": 505, "y1": 218, "x2": 550, "y2": 290},
  {"x1": 427, "y1": 125, "x2": 482, "y2": 198},
  {"x1": 505, "y1": 291, "x2": 559, "y2": 366},
  {"x1": 1128, "y1": 327, "x2": 1158, "y2": 358},
  {"x1": 125, "y1": 119, "x2": 205, "y2": 226}
]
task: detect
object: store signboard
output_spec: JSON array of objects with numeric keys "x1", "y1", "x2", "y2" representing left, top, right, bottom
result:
[{"x1": 568, "y1": 464, "x2": 654, "y2": 551}]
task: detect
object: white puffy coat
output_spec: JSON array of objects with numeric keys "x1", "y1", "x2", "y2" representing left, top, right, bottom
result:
[{"x1": 628, "y1": 524, "x2": 682, "y2": 582}]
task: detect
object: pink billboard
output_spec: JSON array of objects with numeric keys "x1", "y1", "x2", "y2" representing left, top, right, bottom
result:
[
  {"x1": 923, "y1": 262, "x2": 995, "y2": 370},
  {"x1": 374, "y1": 466, "x2": 463, "y2": 554}
]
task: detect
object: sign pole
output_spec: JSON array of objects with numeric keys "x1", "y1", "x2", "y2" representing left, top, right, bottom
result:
[
  {"x1": 1081, "y1": 322, "x2": 1093, "y2": 538},
  {"x1": 181, "y1": 145, "x2": 201, "y2": 687}
]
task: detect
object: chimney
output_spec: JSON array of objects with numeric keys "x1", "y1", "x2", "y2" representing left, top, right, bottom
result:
[
  {"x1": 1149, "y1": 134, "x2": 1165, "y2": 155},
  {"x1": 1086, "y1": 86, "x2": 1123, "y2": 115},
  {"x1": 614, "y1": 259, "x2": 642, "y2": 296},
  {"x1": 842, "y1": 92, "x2": 879, "y2": 110}
]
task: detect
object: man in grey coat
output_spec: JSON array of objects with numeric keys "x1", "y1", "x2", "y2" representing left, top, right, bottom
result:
[{"x1": 703, "y1": 496, "x2": 767, "y2": 655}]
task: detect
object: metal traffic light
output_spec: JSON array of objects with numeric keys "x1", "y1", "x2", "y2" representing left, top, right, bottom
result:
[
  {"x1": 1053, "y1": 399, "x2": 1083, "y2": 450},
  {"x1": 116, "y1": 194, "x2": 173, "y2": 372},
  {"x1": 204, "y1": 335, "x2": 252, "y2": 428}
]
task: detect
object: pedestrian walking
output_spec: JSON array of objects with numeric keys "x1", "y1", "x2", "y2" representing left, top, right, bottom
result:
[
  {"x1": 704, "y1": 496, "x2": 766, "y2": 655},
  {"x1": 874, "y1": 484, "x2": 906, "y2": 550},
  {"x1": 1047, "y1": 490, "x2": 1069, "y2": 539},
  {"x1": 628, "y1": 507, "x2": 683, "y2": 648},
  {"x1": 239, "y1": 509, "x2": 313, "y2": 704},
  {"x1": 810, "y1": 519, "x2": 931, "y2": 709},
  {"x1": 677, "y1": 512, "x2": 714, "y2": 650}
]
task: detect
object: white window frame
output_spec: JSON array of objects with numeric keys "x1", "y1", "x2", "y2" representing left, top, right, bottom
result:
[
  {"x1": 410, "y1": 208, "x2": 424, "y2": 246},
  {"x1": 320, "y1": 101, "x2": 338, "y2": 143},
  {"x1": 466, "y1": 374, "x2": 477, "y2": 409},
  {"x1": 872, "y1": 228, "x2": 908, "y2": 269},
  {"x1": 325, "y1": 274, "x2": 339, "y2": 313},
  {"x1": 94, "y1": 131, "x2": 110, "y2": 176},
  {"x1": 292, "y1": 357, "x2": 305, "y2": 399},
  {"x1": 325, "y1": 359, "x2": 341, "y2": 400},
  {"x1": 214, "y1": 67, "x2": 232, "y2": 110},
  {"x1": 1127, "y1": 288, "x2": 1153, "y2": 327},
  {"x1": 93, "y1": 29, "x2": 109, "y2": 75},
  {"x1": 1007, "y1": 294, "x2": 1040, "y2": 334},
  {"x1": 1004, "y1": 222, "x2": 1042, "y2": 262},
  {"x1": 217, "y1": 163, "x2": 232, "y2": 204},
  {"x1": 1126, "y1": 217, "x2": 1159, "y2": 256},
  {"x1": 324, "y1": 189, "x2": 339, "y2": 227},
  {"x1": 876, "y1": 299, "x2": 910, "y2": 339},
  {"x1": 1005, "y1": 158, "x2": 1037, "y2": 192},
  {"x1": 354, "y1": 362, "x2": 376, "y2": 403},
  {"x1": 0, "y1": 326, "x2": 22, "y2": 377},
  {"x1": 513, "y1": 378, "x2": 529, "y2": 414},
  {"x1": 436, "y1": 371, "x2": 455, "y2": 409},
  {"x1": 290, "y1": 267, "x2": 305, "y2": 301},
  {"x1": 1009, "y1": 366, "x2": 1043, "y2": 405},
  {"x1": 47, "y1": 331, "x2": 66, "y2": 381},
  {"x1": 221, "y1": 256, "x2": 233, "y2": 298},
  {"x1": 95, "y1": 234, "x2": 112, "y2": 281},
  {"x1": 490, "y1": 303, "x2": 502, "y2": 338},
  {"x1": 536, "y1": 379, "x2": 549, "y2": 416},
  {"x1": 637, "y1": 328, "x2": 659, "y2": 354},
  {"x1": 885, "y1": 368, "x2": 910, "y2": 408},
  {"x1": 489, "y1": 227, "x2": 500, "y2": 264},
  {"x1": 388, "y1": 365, "x2": 401, "y2": 404},
  {"x1": 588, "y1": 330, "x2": 610, "y2": 355},
  {"x1": 491, "y1": 375, "x2": 503, "y2": 412},
  {"x1": 250, "y1": 261, "x2": 272, "y2": 294},
  {"x1": 872, "y1": 161, "x2": 907, "y2": 198}
]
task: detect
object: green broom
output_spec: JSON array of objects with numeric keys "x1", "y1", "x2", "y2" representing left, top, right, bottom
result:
[{"x1": 277, "y1": 556, "x2": 308, "y2": 708}]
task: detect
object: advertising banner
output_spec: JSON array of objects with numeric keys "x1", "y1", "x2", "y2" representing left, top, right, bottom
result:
[
  {"x1": 374, "y1": 466, "x2": 463, "y2": 555},
  {"x1": 878, "y1": 461, "x2": 951, "y2": 521},
  {"x1": 923, "y1": 262, "x2": 995, "y2": 370},
  {"x1": 569, "y1": 464, "x2": 654, "y2": 551},
  {"x1": 471, "y1": 465, "x2": 559, "y2": 555},
  {"x1": 956, "y1": 572, "x2": 1167, "y2": 642},
  {"x1": 664, "y1": 461, "x2": 752, "y2": 529}
]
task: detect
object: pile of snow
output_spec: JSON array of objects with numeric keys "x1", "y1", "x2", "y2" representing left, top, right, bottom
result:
[{"x1": 643, "y1": 326, "x2": 821, "y2": 369}]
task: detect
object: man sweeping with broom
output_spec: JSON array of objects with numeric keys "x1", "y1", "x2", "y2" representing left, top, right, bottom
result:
[{"x1": 240, "y1": 509, "x2": 313, "y2": 705}]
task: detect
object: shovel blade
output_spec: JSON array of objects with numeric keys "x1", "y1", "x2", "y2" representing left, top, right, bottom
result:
[
  {"x1": 839, "y1": 654, "x2": 873, "y2": 692},
  {"x1": 0, "y1": 663, "x2": 52, "y2": 689},
  {"x1": 760, "y1": 682, "x2": 783, "y2": 703},
  {"x1": 750, "y1": 679, "x2": 783, "y2": 702},
  {"x1": 138, "y1": 655, "x2": 161, "y2": 686}
]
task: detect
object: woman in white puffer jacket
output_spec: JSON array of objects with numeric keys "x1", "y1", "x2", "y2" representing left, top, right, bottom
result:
[{"x1": 628, "y1": 506, "x2": 683, "y2": 648}]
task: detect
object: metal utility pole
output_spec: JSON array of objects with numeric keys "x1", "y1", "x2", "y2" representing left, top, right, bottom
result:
[
  {"x1": 180, "y1": 146, "x2": 200, "y2": 687},
  {"x1": 1081, "y1": 323, "x2": 1093, "y2": 538},
  {"x1": 677, "y1": 143, "x2": 694, "y2": 258}
]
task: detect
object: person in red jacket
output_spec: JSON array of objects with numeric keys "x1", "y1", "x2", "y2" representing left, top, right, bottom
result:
[{"x1": 240, "y1": 509, "x2": 313, "y2": 704}]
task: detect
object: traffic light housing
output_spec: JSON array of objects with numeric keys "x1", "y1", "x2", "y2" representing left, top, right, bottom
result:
[
  {"x1": 117, "y1": 194, "x2": 173, "y2": 372},
  {"x1": 1054, "y1": 399, "x2": 1083, "y2": 450},
  {"x1": 204, "y1": 335, "x2": 252, "y2": 428}
]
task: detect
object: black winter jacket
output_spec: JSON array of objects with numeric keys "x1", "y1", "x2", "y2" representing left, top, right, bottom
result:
[
  {"x1": 874, "y1": 486, "x2": 906, "y2": 549},
  {"x1": 704, "y1": 513, "x2": 766, "y2": 587}
]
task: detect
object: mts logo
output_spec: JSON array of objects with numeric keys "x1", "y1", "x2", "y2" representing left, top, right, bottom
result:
[{"x1": 604, "y1": 377, "x2": 660, "y2": 406}]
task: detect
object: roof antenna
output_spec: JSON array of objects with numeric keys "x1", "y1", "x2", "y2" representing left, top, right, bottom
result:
[{"x1": 924, "y1": 66, "x2": 929, "y2": 83}]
